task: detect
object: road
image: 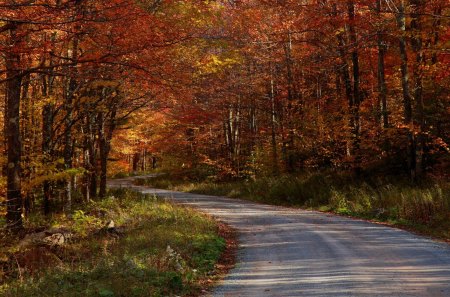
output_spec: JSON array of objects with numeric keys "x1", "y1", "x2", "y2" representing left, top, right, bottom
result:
[{"x1": 108, "y1": 177, "x2": 450, "y2": 297}]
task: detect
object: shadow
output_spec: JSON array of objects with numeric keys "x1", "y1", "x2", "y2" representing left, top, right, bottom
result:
[{"x1": 108, "y1": 177, "x2": 450, "y2": 297}]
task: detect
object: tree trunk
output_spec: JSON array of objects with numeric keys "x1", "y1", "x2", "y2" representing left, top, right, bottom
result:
[
  {"x1": 410, "y1": 0, "x2": 425, "y2": 176},
  {"x1": 376, "y1": 0, "x2": 389, "y2": 129},
  {"x1": 152, "y1": 156, "x2": 157, "y2": 169},
  {"x1": 430, "y1": 4, "x2": 442, "y2": 142},
  {"x1": 88, "y1": 115, "x2": 97, "y2": 199},
  {"x1": 42, "y1": 102, "x2": 54, "y2": 215},
  {"x1": 269, "y1": 66, "x2": 279, "y2": 175},
  {"x1": 82, "y1": 111, "x2": 97, "y2": 202},
  {"x1": 132, "y1": 152, "x2": 140, "y2": 172},
  {"x1": 21, "y1": 73, "x2": 32, "y2": 215},
  {"x1": 283, "y1": 31, "x2": 296, "y2": 172},
  {"x1": 234, "y1": 97, "x2": 241, "y2": 174},
  {"x1": 333, "y1": 3, "x2": 354, "y2": 159},
  {"x1": 396, "y1": 0, "x2": 416, "y2": 182},
  {"x1": 63, "y1": 34, "x2": 79, "y2": 210},
  {"x1": 98, "y1": 99, "x2": 117, "y2": 198},
  {"x1": 41, "y1": 31, "x2": 57, "y2": 215},
  {"x1": 5, "y1": 23, "x2": 23, "y2": 231},
  {"x1": 142, "y1": 149, "x2": 146, "y2": 172},
  {"x1": 347, "y1": 0, "x2": 362, "y2": 173},
  {"x1": 98, "y1": 112, "x2": 107, "y2": 198}
]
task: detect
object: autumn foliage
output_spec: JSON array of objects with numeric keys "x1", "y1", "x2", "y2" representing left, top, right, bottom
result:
[
  {"x1": 120, "y1": 1, "x2": 449, "y2": 178},
  {"x1": 1, "y1": 0, "x2": 449, "y2": 231}
]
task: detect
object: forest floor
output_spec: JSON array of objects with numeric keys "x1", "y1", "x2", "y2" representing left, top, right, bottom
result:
[
  {"x1": 0, "y1": 187, "x2": 235, "y2": 297},
  {"x1": 111, "y1": 175, "x2": 450, "y2": 296}
]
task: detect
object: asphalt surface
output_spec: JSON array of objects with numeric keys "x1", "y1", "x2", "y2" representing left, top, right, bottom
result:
[{"x1": 108, "y1": 176, "x2": 450, "y2": 297}]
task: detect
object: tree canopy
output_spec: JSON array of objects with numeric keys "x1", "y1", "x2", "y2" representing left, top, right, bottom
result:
[{"x1": 1, "y1": 0, "x2": 449, "y2": 231}]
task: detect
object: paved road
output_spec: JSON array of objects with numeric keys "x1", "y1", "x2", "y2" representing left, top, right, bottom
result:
[{"x1": 108, "y1": 177, "x2": 450, "y2": 297}]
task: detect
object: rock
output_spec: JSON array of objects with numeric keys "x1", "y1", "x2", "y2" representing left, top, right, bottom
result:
[
  {"x1": 126, "y1": 259, "x2": 138, "y2": 270},
  {"x1": 19, "y1": 232, "x2": 47, "y2": 248},
  {"x1": 18, "y1": 229, "x2": 73, "y2": 248},
  {"x1": 42, "y1": 233, "x2": 66, "y2": 246},
  {"x1": 44, "y1": 229, "x2": 73, "y2": 246},
  {"x1": 106, "y1": 220, "x2": 115, "y2": 229},
  {"x1": 104, "y1": 220, "x2": 124, "y2": 237},
  {"x1": 372, "y1": 208, "x2": 386, "y2": 218}
]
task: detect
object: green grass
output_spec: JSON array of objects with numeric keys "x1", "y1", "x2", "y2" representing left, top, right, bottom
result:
[
  {"x1": 0, "y1": 189, "x2": 226, "y2": 297},
  {"x1": 136, "y1": 172, "x2": 450, "y2": 241}
]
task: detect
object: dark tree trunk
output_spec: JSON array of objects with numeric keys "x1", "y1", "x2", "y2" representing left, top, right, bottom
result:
[
  {"x1": 41, "y1": 31, "x2": 57, "y2": 215},
  {"x1": 42, "y1": 101, "x2": 55, "y2": 215},
  {"x1": 226, "y1": 110, "x2": 234, "y2": 162},
  {"x1": 5, "y1": 23, "x2": 23, "y2": 231},
  {"x1": 333, "y1": 3, "x2": 354, "y2": 159},
  {"x1": 347, "y1": 0, "x2": 362, "y2": 173},
  {"x1": 63, "y1": 36, "x2": 78, "y2": 210},
  {"x1": 98, "y1": 112, "x2": 107, "y2": 198},
  {"x1": 152, "y1": 156, "x2": 157, "y2": 169},
  {"x1": 283, "y1": 31, "x2": 296, "y2": 172},
  {"x1": 88, "y1": 114, "x2": 97, "y2": 199},
  {"x1": 132, "y1": 152, "x2": 140, "y2": 172},
  {"x1": 376, "y1": 0, "x2": 389, "y2": 129},
  {"x1": 142, "y1": 149, "x2": 146, "y2": 172},
  {"x1": 410, "y1": 0, "x2": 425, "y2": 177},
  {"x1": 98, "y1": 100, "x2": 117, "y2": 198},
  {"x1": 269, "y1": 67, "x2": 279, "y2": 175},
  {"x1": 21, "y1": 73, "x2": 32, "y2": 215},
  {"x1": 396, "y1": 0, "x2": 416, "y2": 182},
  {"x1": 80, "y1": 98, "x2": 97, "y2": 201}
]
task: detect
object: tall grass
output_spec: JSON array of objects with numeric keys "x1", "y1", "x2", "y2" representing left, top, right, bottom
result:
[
  {"x1": 0, "y1": 189, "x2": 226, "y2": 297},
  {"x1": 138, "y1": 172, "x2": 450, "y2": 240}
]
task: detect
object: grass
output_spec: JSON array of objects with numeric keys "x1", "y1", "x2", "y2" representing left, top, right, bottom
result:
[
  {"x1": 135, "y1": 171, "x2": 450, "y2": 242},
  {"x1": 0, "y1": 188, "x2": 227, "y2": 297}
]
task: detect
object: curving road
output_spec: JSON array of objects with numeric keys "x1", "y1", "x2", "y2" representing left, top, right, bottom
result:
[{"x1": 108, "y1": 177, "x2": 450, "y2": 297}]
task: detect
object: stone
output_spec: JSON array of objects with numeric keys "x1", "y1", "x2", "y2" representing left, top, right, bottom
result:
[
  {"x1": 42, "y1": 233, "x2": 66, "y2": 246},
  {"x1": 104, "y1": 220, "x2": 124, "y2": 237},
  {"x1": 19, "y1": 229, "x2": 74, "y2": 248},
  {"x1": 106, "y1": 220, "x2": 115, "y2": 229}
]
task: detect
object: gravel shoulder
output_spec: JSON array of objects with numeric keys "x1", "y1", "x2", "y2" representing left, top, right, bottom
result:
[{"x1": 108, "y1": 177, "x2": 450, "y2": 297}]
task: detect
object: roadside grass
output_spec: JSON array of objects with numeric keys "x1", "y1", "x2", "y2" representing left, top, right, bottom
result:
[
  {"x1": 135, "y1": 172, "x2": 450, "y2": 242},
  {"x1": 0, "y1": 188, "x2": 226, "y2": 297}
]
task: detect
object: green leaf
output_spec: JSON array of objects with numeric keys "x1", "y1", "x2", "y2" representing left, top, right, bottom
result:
[{"x1": 99, "y1": 288, "x2": 115, "y2": 297}]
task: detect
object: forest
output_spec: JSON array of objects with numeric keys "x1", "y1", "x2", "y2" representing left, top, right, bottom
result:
[
  {"x1": 2, "y1": 0, "x2": 448, "y2": 227},
  {"x1": 0, "y1": 0, "x2": 450, "y2": 230},
  {"x1": 0, "y1": 0, "x2": 449, "y2": 295}
]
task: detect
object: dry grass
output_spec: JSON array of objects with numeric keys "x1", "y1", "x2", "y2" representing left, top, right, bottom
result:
[
  {"x1": 0, "y1": 188, "x2": 227, "y2": 297},
  {"x1": 137, "y1": 172, "x2": 450, "y2": 242}
]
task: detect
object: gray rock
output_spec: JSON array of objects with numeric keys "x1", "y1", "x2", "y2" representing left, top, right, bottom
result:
[
  {"x1": 106, "y1": 220, "x2": 115, "y2": 229},
  {"x1": 42, "y1": 233, "x2": 66, "y2": 246},
  {"x1": 104, "y1": 220, "x2": 125, "y2": 237},
  {"x1": 19, "y1": 229, "x2": 74, "y2": 248}
]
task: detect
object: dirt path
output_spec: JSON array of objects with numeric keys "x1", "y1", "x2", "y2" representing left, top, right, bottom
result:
[{"x1": 108, "y1": 177, "x2": 450, "y2": 297}]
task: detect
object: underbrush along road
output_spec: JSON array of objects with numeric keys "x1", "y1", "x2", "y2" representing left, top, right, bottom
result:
[{"x1": 108, "y1": 176, "x2": 450, "y2": 297}]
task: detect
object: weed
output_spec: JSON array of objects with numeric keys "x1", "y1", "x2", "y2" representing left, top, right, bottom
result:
[
  {"x1": 0, "y1": 189, "x2": 226, "y2": 297},
  {"x1": 137, "y1": 171, "x2": 450, "y2": 241},
  {"x1": 72, "y1": 210, "x2": 103, "y2": 237}
]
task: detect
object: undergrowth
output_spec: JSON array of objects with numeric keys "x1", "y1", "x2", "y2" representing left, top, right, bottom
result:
[
  {"x1": 136, "y1": 171, "x2": 450, "y2": 241},
  {"x1": 0, "y1": 188, "x2": 226, "y2": 297}
]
